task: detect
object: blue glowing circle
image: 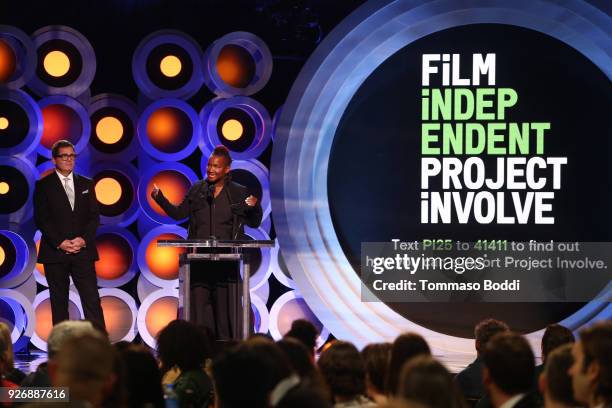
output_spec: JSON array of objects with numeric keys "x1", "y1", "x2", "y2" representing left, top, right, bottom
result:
[
  {"x1": 28, "y1": 25, "x2": 96, "y2": 98},
  {"x1": 98, "y1": 288, "x2": 138, "y2": 342},
  {"x1": 88, "y1": 93, "x2": 140, "y2": 161},
  {"x1": 137, "y1": 98, "x2": 202, "y2": 162},
  {"x1": 91, "y1": 161, "x2": 140, "y2": 227},
  {"x1": 268, "y1": 290, "x2": 330, "y2": 347},
  {"x1": 202, "y1": 31, "x2": 273, "y2": 97},
  {"x1": 137, "y1": 162, "x2": 199, "y2": 225},
  {"x1": 136, "y1": 224, "x2": 187, "y2": 289},
  {"x1": 0, "y1": 25, "x2": 36, "y2": 89},
  {"x1": 30, "y1": 289, "x2": 84, "y2": 351},
  {"x1": 199, "y1": 96, "x2": 271, "y2": 160},
  {"x1": 0, "y1": 230, "x2": 30, "y2": 288},
  {"x1": 36, "y1": 95, "x2": 91, "y2": 158},
  {"x1": 0, "y1": 289, "x2": 34, "y2": 352},
  {"x1": 0, "y1": 89, "x2": 42, "y2": 156},
  {"x1": 136, "y1": 287, "x2": 179, "y2": 349},
  {"x1": 132, "y1": 30, "x2": 204, "y2": 100},
  {"x1": 95, "y1": 226, "x2": 139, "y2": 288},
  {"x1": 0, "y1": 156, "x2": 38, "y2": 224}
]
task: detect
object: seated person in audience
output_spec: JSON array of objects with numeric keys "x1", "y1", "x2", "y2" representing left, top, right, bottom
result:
[
  {"x1": 532, "y1": 324, "x2": 575, "y2": 401},
  {"x1": 50, "y1": 333, "x2": 119, "y2": 408},
  {"x1": 481, "y1": 332, "x2": 538, "y2": 408},
  {"x1": 387, "y1": 333, "x2": 431, "y2": 396},
  {"x1": 21, "y1": 320, "x2": 102, "y2": 388},
  {"x1": 157, "y1": 320, "x2": 213, "y2": 408},
  {"x1": 455, "y1": 318, "x2": 510, "y2": 400},
  {"x1": 0, "y1": 322, "x2": 25, "y2": 385},
  {"x1": 284, "y1": 319, "x2": 319, "y2": 361},
  {"x1": 568, "y1": 321, "x2": 612, "y2": 408},
  {"x1": 538, "y1": 344, "x2": 577, "y2": 408},
  {"x1": 0, "y1": 332, "x2": 18, "y2": 391},
  {"x1": 537, "y1": 324, "x2": 574, "y2": 377},
  {"x1": 361, "y1": 342, "x2": 392, "y2": 405},
  {"x1": 117, "y1": 343, "x2": 165, "y2": 408},
  {"x1": 318, "y1": 340, "x2": 377, "y2": 408},
  {"x1": 213, "y1": 339, "x2": 325, "y2": 408},
  {"x1": 277, "y1": 337, "x2": 329, "y2": 400},
  {"x1": 398, "y1": 355, "x2": 466, "y2": 408}
]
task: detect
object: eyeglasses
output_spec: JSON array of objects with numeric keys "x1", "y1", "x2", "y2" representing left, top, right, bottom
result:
[{"x1": 55, "y1": 153, "x2": 77, "y2": 161}]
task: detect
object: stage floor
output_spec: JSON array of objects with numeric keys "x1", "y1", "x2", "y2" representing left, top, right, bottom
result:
[{"x1": 14, "y1": 348, "x2": 484, "y2": 375}]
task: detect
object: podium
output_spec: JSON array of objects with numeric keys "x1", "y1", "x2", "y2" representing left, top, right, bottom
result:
[{"x1": 157, "y1": 239, "x2": 274, "y2": 339}]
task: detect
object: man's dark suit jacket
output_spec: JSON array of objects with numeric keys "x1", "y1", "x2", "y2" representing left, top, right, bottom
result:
[
  {"x1": 455, "y1": 356, "x2": 485, "y2": 399},
  {"x1": 474, "y1": 391, "x2": 540, "y2": 408},
  {"x1": 34, "y1": 172, "x2": 100, "y2": 263},
  {"x1": 154, "y1": 179, "x2": 263, "y2": 239}
]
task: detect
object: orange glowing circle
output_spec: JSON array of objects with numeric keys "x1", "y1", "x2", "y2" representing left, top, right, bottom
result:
[
  {"x1": 43, "y1": 50, "x2": 70, "y2": 77},
  {"x1": 0, "y1": 117, "x2": 8, "y2": 130},
  {"x1": 160, "y1": 55, "x2": 182, "y2": 77},
  {"x1": 95, "y1": 116, "x2": 124, "y2": 144},
  {"x1": 95, "y1": 177, "x2": 122, "y2": 206},
  {"x1": 95, "y1": 236, "x2": 131, "y2": 281},
  {"x1": 146, "y1": 108, "x2": 180, "y2": 147},
  {"x1": 146, "y1": 171, "x2": 190, "y2": 216},
  {"x1": 0, "y1": 246, "x2": 5, "y2": 267},
  {"x1": 34, "y1": 297, "x2": 80, "y2": 341},
  {"x1": 145, "y1": 233, "x2": 185, "y2": 280},
  {"x1": 145, "y1": 296, "x2": 178, "y2": 339},
  {"x1": 0, "y1": 182, "x2": 9, "y2": 195},
  {"x1": 41, "y1": 104, "x2": 82, "y2": 149},
  {"x1": 216, "y1": 45, "x2": 255, "y2": 88},
  {"x1": 0, "y1": 39, "x2": 16, "y2": 83},
  {"x1": 221, "y1": 119, "x2": 243, "y2": 141},
  {"x1": 35, "y1": 239, "x2": 45, "y2": 275},
  {"x1": 100, "y1": 296, "x2": 133, "y2": 343}
]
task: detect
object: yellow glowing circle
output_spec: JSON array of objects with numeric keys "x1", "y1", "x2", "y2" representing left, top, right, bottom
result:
[
  {"x1": 96, "y1": 116, "x2": 124, "y2": 144},
  {"x1": 0, "y1": 182, "x2": 9, "y2": 195},
  {"x1": 0, "y1": 117, "x2": 8, "y2": 130},
  {"x1": 221, "y1": 119, "x2": 243, "y2": 141},
  {"x1": 43, "y1": 51, "x2": 71, "y2": 77},
  {"x1": 95, "y1": 177, "x2": 123, "y2": 206},
  {"x1": 0, "y1": 246, "x2": 4, "y2": 267},
  {"x1": 160, "y1": 55, "x2": 182, "y2": 78}
]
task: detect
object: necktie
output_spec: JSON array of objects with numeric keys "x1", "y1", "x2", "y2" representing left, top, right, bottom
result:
[{"x1": 64, "y1": 177, "x2": 74, "y2": 210}]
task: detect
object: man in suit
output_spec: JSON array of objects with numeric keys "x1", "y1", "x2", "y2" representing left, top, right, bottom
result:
[
  {"x1": 568, "y1": 321, "x2": 612, "y2": 408},
  {"x1": 481, "y1": 332, "x2": 538, "y2": 408},
  {"x1": 151, "y1": 145, "x2": 262, "y2": 339},
  {"x1": 538, "y1": 344, "x2": 577, "y2": 408},
  {"x1": 532, "y1": 324, "x2": 575, "y2": 401},
  {"x1": 456, "y1": 318, "x2": 510, "y2": 400},
  {"x1": 34, "y1": 140, "x2": 105, "y2": 331}
]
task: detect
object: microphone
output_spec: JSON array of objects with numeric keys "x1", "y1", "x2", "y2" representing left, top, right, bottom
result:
[{"x1": 206, "y1": 182, "x2": 215, "y2": 202}]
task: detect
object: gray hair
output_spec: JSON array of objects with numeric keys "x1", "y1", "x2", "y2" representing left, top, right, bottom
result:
[{"x1": 47, "y1": 321, "x2": 102, "y2": 358}]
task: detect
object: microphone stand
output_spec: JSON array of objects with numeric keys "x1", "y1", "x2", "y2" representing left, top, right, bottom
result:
[{"x1": 207, "y1": 182, "x2": 215, "y2": 239}]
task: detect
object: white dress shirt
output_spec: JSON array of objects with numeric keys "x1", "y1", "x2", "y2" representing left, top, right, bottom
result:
[
  {"x1": 499, "y1": 393, "x2": 526, "y2": 408},
  {"x1": 56, "y1": 170, "x2": 75, "y2": 207}
]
